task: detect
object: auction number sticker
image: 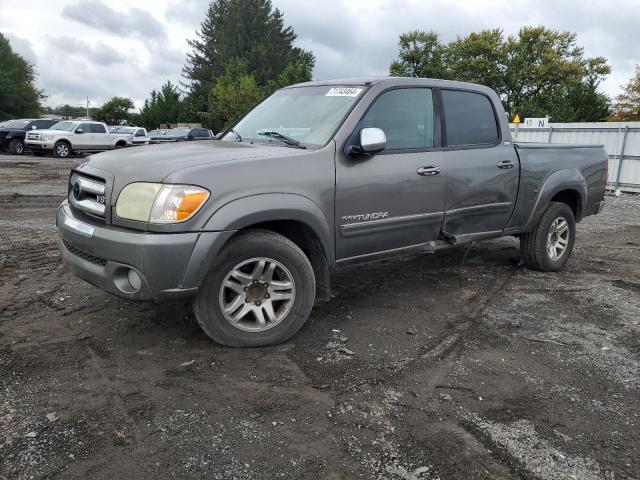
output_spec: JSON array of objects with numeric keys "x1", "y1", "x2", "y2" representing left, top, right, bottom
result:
[{"x1": 325, "y1": 87, "x2": 363, "y2": 97}]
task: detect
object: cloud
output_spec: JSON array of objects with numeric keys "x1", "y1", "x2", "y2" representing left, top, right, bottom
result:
[
  {"x1": 5, "y1": 33, "x2": 37, "y2": 63},
  {"x1": 165, "y1": 0, "x2": 210, "y2": 27},
  {"x1": 62, "y1": 0, "x2": 167, "y2": 43},
  {"x1": 3, "y1": 0, "x2": 638, "y2": 109},
  {"x1": 47, "y1": 36, "x2": 127, "y2": 66}
]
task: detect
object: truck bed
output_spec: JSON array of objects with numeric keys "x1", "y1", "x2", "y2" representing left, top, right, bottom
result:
[{"x1": 506, "y1": 142, "x2": 607, "y2": 231}]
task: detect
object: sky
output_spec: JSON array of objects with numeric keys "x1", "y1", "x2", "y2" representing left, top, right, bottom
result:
[{"x1": 1, "y1": 0, "x2": 638, "y2": 110}]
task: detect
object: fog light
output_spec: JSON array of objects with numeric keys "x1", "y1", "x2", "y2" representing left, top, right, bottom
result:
[{"x1": 127, "y1": 269, "x2": 142, "y2": 291}]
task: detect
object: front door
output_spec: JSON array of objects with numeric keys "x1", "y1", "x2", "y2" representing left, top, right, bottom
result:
[
  {"x1": 439, "y1": 89, "x2": 519, "y2": 236},
  {"x1": 75, "y1": 123, "x2": 95, "y2": 150},
  {"x1": 335, "y1": 87, "x2": 445, "y2": 262}
]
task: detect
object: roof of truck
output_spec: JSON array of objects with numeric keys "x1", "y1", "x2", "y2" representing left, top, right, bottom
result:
[{"x1": 287, "y1": 76, "x2": 496, "y2": 94}]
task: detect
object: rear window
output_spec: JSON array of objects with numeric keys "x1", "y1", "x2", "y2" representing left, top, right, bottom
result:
[{"x1": 442, "y1": 90, "x2": 499, "y2": 146}]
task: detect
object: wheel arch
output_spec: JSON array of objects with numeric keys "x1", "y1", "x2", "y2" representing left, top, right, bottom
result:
[
  {"x1": 523, "y1": 169, "x2": 587, "y2": 231},
  {"x1": 185, "y1": 194, "x2": 334, "y2": 300}
]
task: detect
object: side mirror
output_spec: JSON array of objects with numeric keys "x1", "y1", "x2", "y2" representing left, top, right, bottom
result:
[
  {"x1": 31, "y1": 125, "x2": 37, "y2": 129},
  {"x1": 349, "y1": 127, "x2": 386, "y2": 156},
  {"x1": 76, "y1": 128, "x2": 84, "y2": 134}
]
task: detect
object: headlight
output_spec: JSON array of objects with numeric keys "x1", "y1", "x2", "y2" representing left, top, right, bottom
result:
[
  {"x1": 5, "y1": 134, "x2": 10, "y2": 139},
  {"x1": 115, "y1": 183, "x2": 210, "y2": 223},
  {"x1": 43, "y1": 134, "x2": 54, "y2": 141}
]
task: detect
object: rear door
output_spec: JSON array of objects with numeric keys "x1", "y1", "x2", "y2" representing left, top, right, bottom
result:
[
  {"x1": 90, "y1": 123, "x2": 109, "y2": 149},
  {"x1": 439, "y1": 89, "x2": 519, "y2": 237},
  {"x1": 335, "y1": 87, "x2": 445, "y2": 262}
]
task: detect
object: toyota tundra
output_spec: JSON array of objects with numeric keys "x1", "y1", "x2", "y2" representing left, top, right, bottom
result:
[{"x1": 56, "y1": 78, "x2": 607, "y2": 346}]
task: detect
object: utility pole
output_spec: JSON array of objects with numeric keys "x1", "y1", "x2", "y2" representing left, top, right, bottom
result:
[{"x1": 86, "y1": 97, "x2": 90, "y2": 119}]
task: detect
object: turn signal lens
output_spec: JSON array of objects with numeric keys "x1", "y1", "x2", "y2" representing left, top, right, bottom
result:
[{"x1": 177, "y1": 191, "x2": 209, "y2": 220}]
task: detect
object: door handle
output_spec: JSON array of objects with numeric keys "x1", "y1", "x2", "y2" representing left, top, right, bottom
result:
[
  {"x1": 497, "y1": 160, "x2": 514, "y2": 169},
  {"x1": 417, "y1": 166, "x2": 441, "y2": 176}
]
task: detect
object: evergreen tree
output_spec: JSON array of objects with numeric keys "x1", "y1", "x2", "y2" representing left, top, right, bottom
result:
[{"x1": 183, "y1": 0, "x2": 314, "y2": 112}]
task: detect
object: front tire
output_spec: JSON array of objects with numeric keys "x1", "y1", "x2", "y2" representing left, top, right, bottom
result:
[
  {"x1": 53, "y1": 141, "x2": 71, "y2": 158},
  {"x1": 521, "y1": 201, "x2": 576, "y2": 272},
  {"x1": 9, "y1": 139, "x2": 24, "y2": 155},
  {"x1": 192, "y1": 230, "x2": 316, "y2": 347}
]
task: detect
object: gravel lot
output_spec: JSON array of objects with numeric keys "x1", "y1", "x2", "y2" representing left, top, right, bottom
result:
[{"x1": 1, "y1": 152, "x2": 639, "y2": 480}]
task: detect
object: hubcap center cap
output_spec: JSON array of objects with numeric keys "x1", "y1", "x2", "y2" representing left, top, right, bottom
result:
[{"x1": 246, "y1": 282, "x2": 268, "y2": 302}]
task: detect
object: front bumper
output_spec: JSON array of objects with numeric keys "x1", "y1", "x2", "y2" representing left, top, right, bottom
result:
[
  {"x1": 25, "y1": 142, "x2": 52, "y2": 152},
  {"x1": 56, "y1": 202, "x2": 233, "y2": 300}
]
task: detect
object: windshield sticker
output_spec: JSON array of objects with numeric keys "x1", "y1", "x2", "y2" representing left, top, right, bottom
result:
[{"x1": 325, "y1": 87, "x2": 363, "y2": 97}]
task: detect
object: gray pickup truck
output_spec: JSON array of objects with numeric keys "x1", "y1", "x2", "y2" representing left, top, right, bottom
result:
[{"x1": 56, "y1": 77, "x2": 607, "y2": 346}]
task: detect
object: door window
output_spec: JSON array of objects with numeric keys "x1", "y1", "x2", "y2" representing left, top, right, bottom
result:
[
  {"x1": 90, "y1": 123, "x2": 107, "y2": 133},
  {"x1": 135, "y1": 129, "x2": 145, "y2": 137},
  {"x1": 442, "y1": 90, "x2": 499, "y2": 146},
  {"x1": 360, "y1": 88, "x2": 434, "y2": 150},
  {"x1": 77, "y1": 123, "x2": 92, "y2": 133}
]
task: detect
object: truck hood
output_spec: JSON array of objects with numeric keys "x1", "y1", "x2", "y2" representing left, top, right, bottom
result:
[
  {"x1": 27, "y1": 128, "x2": 69, "y2": 136},
  {"x1": 79, "y1": 140, "x2": 300, "y2": 183}
]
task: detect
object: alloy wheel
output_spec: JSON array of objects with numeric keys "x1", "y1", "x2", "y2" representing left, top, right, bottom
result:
[
  {"x1": 56, "y1": 144, "x2": 69, "y2": 157},
  {"x1": 218, "y1": 257, "x2": 296, "y2": 332},
  {"x1": 546, "y1": 217, "x2": 569, "y2": 260}
]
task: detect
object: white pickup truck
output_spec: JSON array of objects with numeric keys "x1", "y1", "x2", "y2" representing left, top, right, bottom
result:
[
  {"x1": 25, "y1": 120, "x2": 133, "y2": 157},
  {"x1": 110, "y1": 126, "x2": 150, "y2": 146}
]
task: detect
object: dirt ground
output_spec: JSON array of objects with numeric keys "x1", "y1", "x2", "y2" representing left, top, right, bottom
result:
[{"x1": 0, "y1": 152, "x2": 638, "y2": 480}]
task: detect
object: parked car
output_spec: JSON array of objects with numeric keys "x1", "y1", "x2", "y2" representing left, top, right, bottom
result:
[
  {"x1": 110, "y1": 126, "x2": 150, "y2": 146},
  {"x1": 0, "y1": 118, "x2": 59, "y2": 154},
  {"x1": 149, "y1": 127, "x2": 214, "y2": 143},
  {"x1": 25, "y1": 120, "x2": 133, "y2": 157},
  {"x1": 57, "y1": 77, "x2": 607, "y2": 347},
  {"x1": 147, "y1": 129, "x2": 169, "y2": 143}
]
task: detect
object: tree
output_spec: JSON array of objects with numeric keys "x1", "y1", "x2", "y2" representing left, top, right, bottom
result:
[
  {"x1": 389, "y1": 31, "x2": 448, "y2": 79},
  {"x1": 41, "y1": 104, "x2": 100, "y2": 119},
  {"x1": 609, "y1": 65, "x2": 640, "y2": 121},
  {"x1": 208, "y1": 67, "x2": 263, "y2": 131},
  {"x1": 139, "y1": 81, "x2": 184, "y2": 129},
  {"x1": 389, "y1": 27, "x2": 611, "y2": 122},
  {"x1": 183, "y1": 0, "x2": 314, "y2": 112},
  {"x1": 94, "y1": 97, "x2": 134, "y2": 126},
  {"x1": 0, "y1": 33, "x2": 42, "y2": 120}
]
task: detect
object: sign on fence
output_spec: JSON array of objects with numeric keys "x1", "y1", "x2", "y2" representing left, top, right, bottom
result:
[{"x1": 523, "y1": 117, "x2": 548, "y2": 128}]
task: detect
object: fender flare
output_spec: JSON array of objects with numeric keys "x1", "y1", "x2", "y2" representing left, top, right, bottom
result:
[
  {"x1": 523, "y1": 169, "x2": 587, "y2": 231},
  {"x1": 181, "y1": 193, "x2": 334, "y2": 290}
]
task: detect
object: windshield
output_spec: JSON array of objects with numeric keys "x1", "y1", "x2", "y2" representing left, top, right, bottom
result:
[
  {"x1": 50, "y1": 121, "x2": 79, "y2": 131},
  {"x1": 167, "y1": 128, "x2": 190, "y2": 137},
  {"x1": 3, "y1": 120, "x2": 32, "y2": 129},
  {"x1": 223, "y1": 85, "x2": 365, "y2": 147}
]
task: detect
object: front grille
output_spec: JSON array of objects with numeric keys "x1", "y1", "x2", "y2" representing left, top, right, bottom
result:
[
  {"x1": 68, "y1": 172, "x2": 107, "y2": 220},
  {"x1": 62, "y1": 239, "x2": 107, "y2": 266},
  {"x1": 26, "y1": 132, "x2": 41, "y2": 141}
]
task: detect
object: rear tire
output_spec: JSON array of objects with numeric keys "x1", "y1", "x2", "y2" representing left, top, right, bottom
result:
[
  {"x1": 53, "y1": 141, "x2": 71, "y2": 158},
  {"x1": 9, "y1": 139, "x2": 24, "y2": 155},
  {"x1": 521, "y1": 201, "x2": 575, "y2": 272},
  {"x1": 192, "y1": 230, "x2": 316, "y2": 347}
]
